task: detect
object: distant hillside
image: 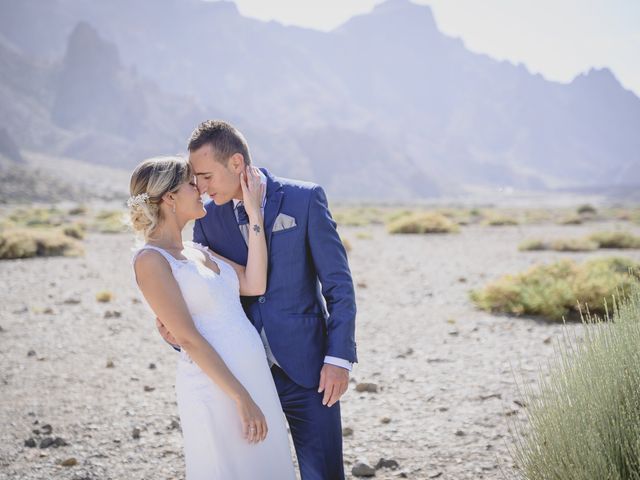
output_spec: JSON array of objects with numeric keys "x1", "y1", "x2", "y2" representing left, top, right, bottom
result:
[{"x1": 0, "y1": 0, "x2": 638, "y2": 200}]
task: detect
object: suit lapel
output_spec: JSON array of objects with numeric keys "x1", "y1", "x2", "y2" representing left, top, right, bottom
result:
[
  {"x1": 219, "y1": 201, "x2": 248, "y2": 263},
  {"x1": 261, "y1": 168, "x2": 284, "y2": 250}
]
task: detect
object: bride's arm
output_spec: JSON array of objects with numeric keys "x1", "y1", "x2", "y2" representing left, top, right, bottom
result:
[
  {"x1": 212, "y1": 166, "x2": 267, "y2": 296},
  {"x1": 208, "y1": 230, "x2": 266, "y2": 296},
  {"x1": 134, "y1": 250, "x2": 268, "y2": 442}
]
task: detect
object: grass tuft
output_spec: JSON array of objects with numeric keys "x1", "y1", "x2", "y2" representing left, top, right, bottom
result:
[
  {"x1": 96, "y1": 290, "x2": 113, "y2": 303},
  {"x1": 511, "y1": 283, "x2": 640, "y2": 479}
]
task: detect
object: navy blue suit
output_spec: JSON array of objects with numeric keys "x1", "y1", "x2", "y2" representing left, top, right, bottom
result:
[{"x1": 193, "y1": 168, "x2": 357, "y2": 479}]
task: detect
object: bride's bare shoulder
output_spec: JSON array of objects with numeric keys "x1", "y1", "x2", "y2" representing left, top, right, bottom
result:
[{"x1": 133, "y1": 249, "x2": 172, "y2": 275}]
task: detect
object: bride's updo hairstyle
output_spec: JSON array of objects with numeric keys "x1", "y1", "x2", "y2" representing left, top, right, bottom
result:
[{"x1": 128, "y1": 156, "x2": 192, "y2": 239}]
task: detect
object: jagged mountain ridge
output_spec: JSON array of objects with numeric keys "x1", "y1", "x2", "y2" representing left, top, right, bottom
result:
[{"x1": 0, "y1": 0, "x2": 638, "y2": 199}]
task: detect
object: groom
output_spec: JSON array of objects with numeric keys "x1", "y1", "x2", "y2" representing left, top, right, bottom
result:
[{"x1": 158, "y1": 120, "x2": 357, "y2": 479}]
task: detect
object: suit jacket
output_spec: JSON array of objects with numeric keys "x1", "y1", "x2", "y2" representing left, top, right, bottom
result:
[{"x1": 193, "y1": 168, "x2": 357, "y2": 388}]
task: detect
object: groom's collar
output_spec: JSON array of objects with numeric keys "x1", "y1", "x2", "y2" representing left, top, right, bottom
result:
[{"x1": 260, "y1": 167, "x2": 283, "y2": 198}]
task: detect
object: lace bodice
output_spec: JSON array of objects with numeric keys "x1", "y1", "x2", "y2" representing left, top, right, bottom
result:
[{"x1": 132, "y1": 241, "x2": 258, "y2": 361}]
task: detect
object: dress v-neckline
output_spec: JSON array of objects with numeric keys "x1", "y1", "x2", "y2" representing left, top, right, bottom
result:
[{"x1": 144, "y1": 243, "x2": 221, "y2": 277}]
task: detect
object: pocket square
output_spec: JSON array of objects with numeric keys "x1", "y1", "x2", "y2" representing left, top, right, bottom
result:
[{"x1": 273, "y1": 213, "x2": 297, "y2": 232}]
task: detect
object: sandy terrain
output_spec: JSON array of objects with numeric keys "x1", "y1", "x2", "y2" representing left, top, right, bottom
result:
[{"x1": 1, "y1": 219, "x2": 640, "y2": 480}]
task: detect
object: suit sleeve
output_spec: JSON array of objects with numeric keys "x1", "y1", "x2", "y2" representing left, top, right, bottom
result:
[{"x1": 307, "y1": 185, "x2": 357, "y2": 363}]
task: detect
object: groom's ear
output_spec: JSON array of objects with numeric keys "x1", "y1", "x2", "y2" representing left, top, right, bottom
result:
[{"x1": 227, "y1": 153, "x2": 245, "y2": 174}]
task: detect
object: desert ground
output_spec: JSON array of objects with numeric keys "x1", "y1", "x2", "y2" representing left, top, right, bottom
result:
[{"x1": 1, "y1": 208, "x2": 640, "y2": 480}]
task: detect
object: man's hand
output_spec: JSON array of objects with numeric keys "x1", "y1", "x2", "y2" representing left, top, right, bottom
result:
[
  {"x1": 156, "y1": 317, "x2": 180, "y2": 349},
  {"x1": 318, "y1": 364, "x2": 349, "y2": 407}
]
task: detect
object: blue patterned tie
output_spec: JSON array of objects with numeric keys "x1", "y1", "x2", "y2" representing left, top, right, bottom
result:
[{"x1": 236, "y1": 203, "x2": 249, "y2": 225}]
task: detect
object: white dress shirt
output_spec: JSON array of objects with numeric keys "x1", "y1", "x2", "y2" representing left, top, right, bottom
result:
[{"x1": 233, "y1": 169, "x2": 352, "y2": 371}]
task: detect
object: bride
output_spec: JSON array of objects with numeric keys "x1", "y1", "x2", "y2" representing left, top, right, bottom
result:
[{"x1": 128, "y1": 156, "x2": 295, "y2": 479}]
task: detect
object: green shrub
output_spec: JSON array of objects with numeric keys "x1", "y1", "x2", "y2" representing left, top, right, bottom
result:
[
  {"x1": 511, "y1": 284, "x2": 640, "y2": 479},
  {"x1": 589, "y1": 231, "x2": 640, "y2": 249},
  {"x1": 387, "y1": 212, "x2": 460, "y2": 234},
  {"x1": 0, "y1": 228, "x2": 83, "y2": 259},
  {"x1": 470, "y1": 257, "x2": 640, "y2": 321}
]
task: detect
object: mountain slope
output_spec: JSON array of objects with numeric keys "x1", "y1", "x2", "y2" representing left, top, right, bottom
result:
[{"x1": 0, "y1": 0, "x2": 638, "y2": 198}]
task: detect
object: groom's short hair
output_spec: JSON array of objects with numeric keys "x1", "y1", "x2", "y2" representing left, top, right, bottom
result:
[{"x1": 188, "y1": 120, "x2": 252, "y2": 165}]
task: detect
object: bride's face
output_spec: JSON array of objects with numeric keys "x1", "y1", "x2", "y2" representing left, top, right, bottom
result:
[{"x1": 173, "y1": 175, "x2": 206, "y2": 221}]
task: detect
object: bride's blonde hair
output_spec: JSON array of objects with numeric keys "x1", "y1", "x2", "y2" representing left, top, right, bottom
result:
[{"x1": 128, "y1": 156, "x2": 192, "y2": 239}]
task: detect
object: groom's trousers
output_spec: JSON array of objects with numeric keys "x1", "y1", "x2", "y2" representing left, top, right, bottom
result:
[{"x1": 271, "y1": 365, "x2": 345, "y2": 480}]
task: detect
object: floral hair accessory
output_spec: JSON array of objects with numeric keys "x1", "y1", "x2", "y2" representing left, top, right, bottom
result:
[{"x1": 127, "y1": 192, "x2": 149, "y2": 208}]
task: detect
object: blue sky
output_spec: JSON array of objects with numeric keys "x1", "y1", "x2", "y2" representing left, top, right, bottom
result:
[{"x1": 225, "y1": 0, "x2": 640, "y2": 96}]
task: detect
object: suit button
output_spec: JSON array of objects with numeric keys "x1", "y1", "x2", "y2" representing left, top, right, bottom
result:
[{"x1": 258, "y1": 296, "x2": 266, "y2": 304}]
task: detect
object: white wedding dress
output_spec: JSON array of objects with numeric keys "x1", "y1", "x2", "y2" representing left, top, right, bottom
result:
[{"x1": 132, "y1": 241, "x2": 296, "y2": 480}]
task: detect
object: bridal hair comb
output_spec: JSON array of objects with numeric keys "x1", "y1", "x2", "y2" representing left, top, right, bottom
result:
[{"x1": 127, "y1": 192, "x2": 150, "y2": 208}]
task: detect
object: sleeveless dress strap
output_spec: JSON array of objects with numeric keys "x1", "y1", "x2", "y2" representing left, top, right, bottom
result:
[{"x1": 131, "y1": 244, "x2": 183, "y2": 269}]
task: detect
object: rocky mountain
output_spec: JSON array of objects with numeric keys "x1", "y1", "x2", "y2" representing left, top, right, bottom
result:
[{"x1": 0, "y1": 0, "x2": 638, "y2": 200}]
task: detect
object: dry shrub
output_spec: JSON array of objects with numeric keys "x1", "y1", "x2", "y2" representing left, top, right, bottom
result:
[
  {"x1": 92, "y1": 210, "x2": 127, "y2": 234},
  {"x1": 96, "y1": 290, "x2": 113, "y2": 303},
  {"x1": 547, "y1": 238, "x2": 599, "y2": 252},
  {"x1": 387, "y1": 212, "x2": 460, "y2": 234},
  {"x1": 576, "y1": 204, "x2": 597, "y2": 215},
  {"x1": 341, "y1": 237, "x2": 352, "y2": 253},
  {"x1": 518, "y1": 239, "x2": 547, "y2": 251},
  {"x1": 356, "y1": 232, "x2": 372, "y2": 240},
  {"x1": 68, "y1": 205, "x2": 88, "y2": 216},
  {"x1": 0, "y1": 228, "x2": 83, "y2": 259},
  {"x1": 558, "y1": 215, "x2": 583, "y2": 225},
  {"x1": 521, "y1": 233, "x2": 640, "y2": 253},
  {"x1": 63, "y1": 223, "x2": 86, "y2": 240},
  {"x1": 8, "y1": 207, "x2": 65, "y2": 228},
  {"x1": 333, "y1": 207, "x2": 385, "y2": 227},
  {"x1": 484, "y1": 215, "x2": 519, "y2": 226},
  {"x1": 470, "y1": 257, "x2": 640, "y2": 321},
  {"x1": 589, "y1": 231, "x2": 640, "y2": 249}
]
